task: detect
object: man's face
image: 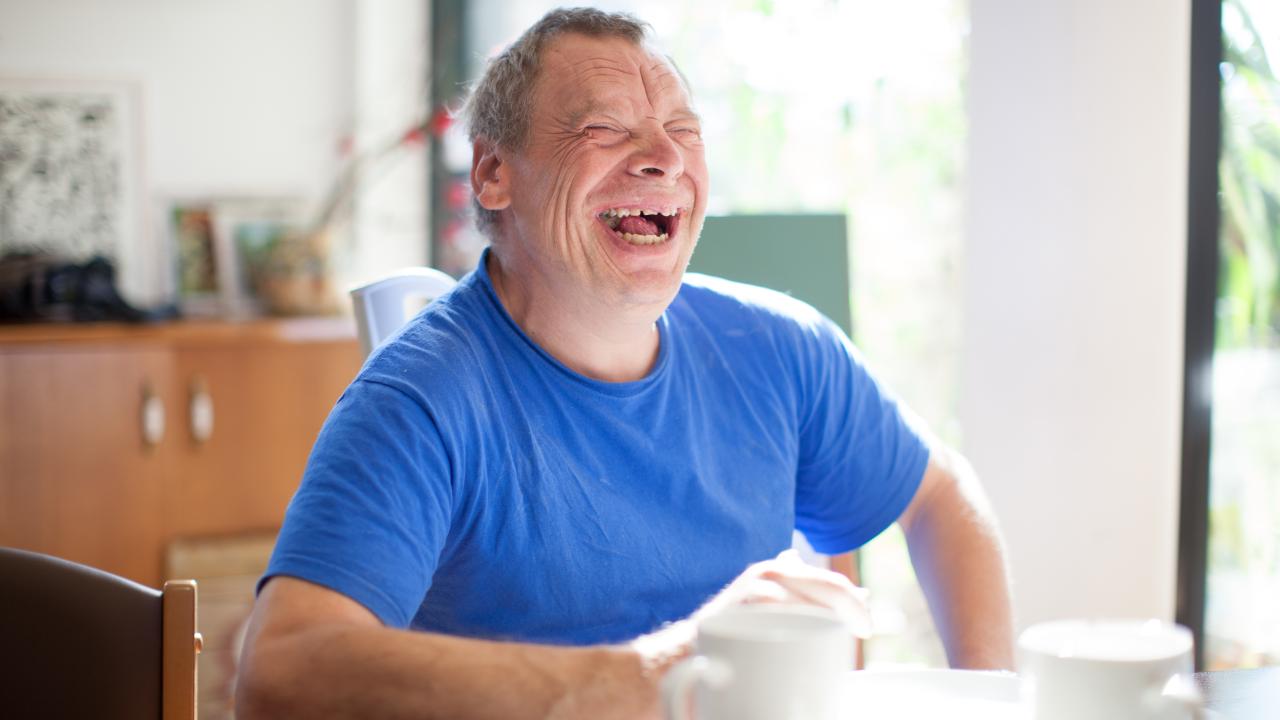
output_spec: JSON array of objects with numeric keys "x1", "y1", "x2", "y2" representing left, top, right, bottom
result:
[{"x1": 482, "y1": 33, "x2": 708, "y2": 310}]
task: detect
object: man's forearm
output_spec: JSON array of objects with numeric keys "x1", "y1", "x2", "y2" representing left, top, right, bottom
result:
[
  {"x1": 901, "y1": 453, "x2": 1015, "y2": 670},
  {"x1": 235, "y1": 551, "x2": 871, "y2": 720},
  {"x1": 237, "y1": 623, "x2": 661, "y2": 720}
]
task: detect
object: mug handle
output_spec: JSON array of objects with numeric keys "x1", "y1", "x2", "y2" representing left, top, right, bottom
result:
[
  {"x1": 1144, "y1": 674, "x2": 1206, "y2": 720},
  {"x1": 660, "y1": 655, "x2": 733, "y2": 720}
]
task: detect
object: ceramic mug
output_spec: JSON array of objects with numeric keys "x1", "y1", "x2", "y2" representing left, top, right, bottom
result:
[
  {"x1": 660, "y1": 604, "x2": 854, "y2": 720},
  {"x1": 1018, "y1": 619, "x2": 1205, "y2": 720}
]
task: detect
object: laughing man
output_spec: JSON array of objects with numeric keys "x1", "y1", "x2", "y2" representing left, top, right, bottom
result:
[{"x1": 237, "y1": 8, "x2": 1014, "y2": 719}]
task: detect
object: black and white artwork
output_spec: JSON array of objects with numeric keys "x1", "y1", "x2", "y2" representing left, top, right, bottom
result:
[{"x1": 0, "y1": 81, "x2": 155, "y2": 302}]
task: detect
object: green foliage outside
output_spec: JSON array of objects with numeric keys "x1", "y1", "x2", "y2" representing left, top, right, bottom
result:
[
  {"x1": 1219, "y1": 0, "x2": 1280, "y2": 349},
  {"x1": 1206, "y1": 0, "x2": 1280, "y2": 670}
]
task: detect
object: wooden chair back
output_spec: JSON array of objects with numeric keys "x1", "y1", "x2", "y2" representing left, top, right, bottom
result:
[{"x1": 0, "y1": 547, "x2": 199, "y2": 719}]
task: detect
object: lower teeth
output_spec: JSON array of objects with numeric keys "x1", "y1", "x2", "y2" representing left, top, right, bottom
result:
[{"x1": 619, "y1": 232, "x2": 669, "y2": 245}]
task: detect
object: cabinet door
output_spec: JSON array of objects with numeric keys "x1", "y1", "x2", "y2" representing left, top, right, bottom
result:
[
  {"x1": 0, "y1": 344, "x2": 174, "y2": 585},
  {"x1": 165, "y1": 339, "x2": 360, "y2": 537}
]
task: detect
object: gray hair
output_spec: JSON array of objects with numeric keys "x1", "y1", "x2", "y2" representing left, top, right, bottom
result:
[{"x1": 462, "y1": 7, "x2": 652, "y2": 237}]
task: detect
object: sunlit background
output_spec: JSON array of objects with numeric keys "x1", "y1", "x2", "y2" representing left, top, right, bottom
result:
[{"x1": 1207, "y1": 0, "x2": 1280, "y2": 670}]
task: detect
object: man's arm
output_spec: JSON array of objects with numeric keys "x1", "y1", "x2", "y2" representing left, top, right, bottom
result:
[
  {"x1": 236, "y1": 577, "x2": 661, "y2": 720},
  {"x1": 237, "y1": 555, "x2": 870, "y2": 719},
  {"x1": 896, "y1": 449, "x2": 1015, "y2": 670}
]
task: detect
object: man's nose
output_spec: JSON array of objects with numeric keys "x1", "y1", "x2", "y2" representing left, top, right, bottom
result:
[{"x1": 627, "y1": 128, "x2": 684, "y2": 181}]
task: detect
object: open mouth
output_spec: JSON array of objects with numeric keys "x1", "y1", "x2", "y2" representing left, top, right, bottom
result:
[{"x1": 598, "y1": 208, "x2": 681, "y2": 246}]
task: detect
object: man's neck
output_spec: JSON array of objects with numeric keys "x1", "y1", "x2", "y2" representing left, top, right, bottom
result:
[{"x1": 487, "y1": 251, "x2": 665, "y2": 383}]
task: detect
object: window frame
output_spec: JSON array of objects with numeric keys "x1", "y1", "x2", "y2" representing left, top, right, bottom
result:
[{"x1": 1176, "y1": 0, "x2": 1224, "y2": 673}]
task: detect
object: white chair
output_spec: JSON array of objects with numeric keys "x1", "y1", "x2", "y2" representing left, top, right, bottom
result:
[{"x1": 349, "y1": 267, "x2": 458, "y2": 358}]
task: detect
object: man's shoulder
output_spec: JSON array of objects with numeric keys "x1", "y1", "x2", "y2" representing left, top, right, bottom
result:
[
  {"x1": 356, "y1": 276, "x2": 500, "y2": 393},
  {"x1": 676, "y1": 272, "x2": 830, "y2": 332}
]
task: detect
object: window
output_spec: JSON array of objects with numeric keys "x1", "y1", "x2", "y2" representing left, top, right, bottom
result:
[{"x1": 1204, "y1": 0, "x2": 1280, "y2": 670}]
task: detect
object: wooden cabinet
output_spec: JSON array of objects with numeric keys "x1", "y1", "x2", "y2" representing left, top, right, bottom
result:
[
  {"x1": 0, "y1": 343, "x2": 172, "y2": 585},
  {"x1": 0, "y1": 319, "x2": 362, "y2": 585},
  {"x1": 165, "y1": 338, "x2": 361, "y2": 537}
]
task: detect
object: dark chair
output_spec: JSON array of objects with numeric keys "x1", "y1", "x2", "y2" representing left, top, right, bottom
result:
[{"x1": 0, "y1": 547, "x2": 200, "y2": 719}]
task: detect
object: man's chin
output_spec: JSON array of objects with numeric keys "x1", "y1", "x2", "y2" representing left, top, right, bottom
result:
[
  {"x1": 610, "y1": 269, "x2": 685, "y2": 309},
  {"x1": 582, "y1": 222, "x2": 692, "y2": 304}
]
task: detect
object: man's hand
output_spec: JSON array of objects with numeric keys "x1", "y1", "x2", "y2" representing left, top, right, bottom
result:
[
  {"x1": 630, "y1": 549, "x2": 872, "y2": 673},
  {"x1": 697, "y1": 550, "x2": 873, "y2": 635}
]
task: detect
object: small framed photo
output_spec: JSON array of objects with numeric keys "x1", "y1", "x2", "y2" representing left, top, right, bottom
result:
[
  {"x1": 210, "y1": 197, "x2": 307, "y2": 318},
  {"x1": 168, "y1": 201, "x2": 221, "y2": 316},
  {"x1": 164, "y1": 196, "x2": 307, "y2": 318}
]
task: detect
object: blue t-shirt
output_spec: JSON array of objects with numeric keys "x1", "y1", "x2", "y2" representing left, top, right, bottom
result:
[{"x1": 264, "y1": 252, "x2": 929, "y2": 645}]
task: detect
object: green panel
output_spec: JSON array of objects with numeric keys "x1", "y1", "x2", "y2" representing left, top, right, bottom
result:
[{"x1": 687, "y1": 214, "x2": 852, "y2": 335}]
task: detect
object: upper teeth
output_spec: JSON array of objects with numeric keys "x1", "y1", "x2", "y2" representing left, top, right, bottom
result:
[{"x1": 599, "y1": 208, "x2": 678, "y2": 217}]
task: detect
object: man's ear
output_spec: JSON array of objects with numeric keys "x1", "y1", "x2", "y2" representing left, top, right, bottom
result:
[{"x1": 471, "y1": 140, "x2": 511, "y2": 211}]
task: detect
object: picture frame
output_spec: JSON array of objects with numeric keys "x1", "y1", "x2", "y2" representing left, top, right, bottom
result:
[
  {"x1": 162, "y1": 195, "x2": 307, "y2": 318},
  {"x1": 209, "y1": 197, "x2": 307, "y2": 318},
  {"x1": 0, "y1": 78, "x2": 160, "y2": 304},
  {"x1": 167, "y1": 200, "x2": 221, "y2": 316}
]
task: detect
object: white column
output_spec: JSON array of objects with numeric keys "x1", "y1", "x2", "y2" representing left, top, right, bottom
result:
[
  {"x1": 348, "y1": 0, "x2": 430, "y2": 286},
  {"x1": 962, "y1": 0, "x2": 1191, "y2": 629}
]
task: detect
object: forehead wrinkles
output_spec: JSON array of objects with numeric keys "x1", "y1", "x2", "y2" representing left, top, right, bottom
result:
[
  {"x1": 565, "y1": 53, "x2": 634, "y2": 82},
  {"x1": 540, "y1": 45, "x2": 690, "y2": 119},
  {"x1": 554, "y1": 54, "x2": 645, "y2": 108},
  {"x1": 642, "y1": 60, "x2": 684, "y2": 106},
  {"x1": 532, "y1": 53, "x2": 628, "y2": 126}
]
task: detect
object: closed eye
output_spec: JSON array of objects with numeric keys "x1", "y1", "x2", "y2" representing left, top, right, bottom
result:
[{"x1": 668, "y1": 127, "x2": 702, "y2": 142}]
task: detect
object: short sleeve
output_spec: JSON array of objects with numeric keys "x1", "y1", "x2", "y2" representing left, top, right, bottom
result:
[
  {"x1": 793, "y1": 318, "x2": 931, "y2": 554},
  {"x1": 260, "y1": 378, "x2": 454, "y2": 628}
]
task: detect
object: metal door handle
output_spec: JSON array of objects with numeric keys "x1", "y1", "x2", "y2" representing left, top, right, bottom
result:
[
  {"x1": 188, "y1": 375, "x2": 214, "y2": 444},
  {"x1": 141, "y1": 382, "x2": 165, "y2": 448}
]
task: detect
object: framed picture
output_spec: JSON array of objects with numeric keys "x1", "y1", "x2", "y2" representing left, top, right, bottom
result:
[
  {"x1": 168, "y1": 201, "x2": 221, "y2": 316},
  {"x1": 211, "y1": 197, "x2": 308, "y2": 318},
  {"x1": 163, "y1": 196, "x2": 307, "y2": 318},
  {"x1": 0, "y1": 78, "x2": 160, "y2": 304}
]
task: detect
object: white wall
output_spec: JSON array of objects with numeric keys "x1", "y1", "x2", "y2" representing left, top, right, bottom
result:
[
  {"x1": 353, "y1": 0, "x2": 432, "y2": 280},
  {"x1": 0, "y1": 0, "x2": 355, "y2": 192},
  {"x1": 963, "y1": 0, "x2": 1191, "y2": 629},
  {"x1": 351, "y1": 0, "x2": 430, "y2": 281},
  {"x1": 0, "y1": 0, "x2": 426, "y2": 304}
]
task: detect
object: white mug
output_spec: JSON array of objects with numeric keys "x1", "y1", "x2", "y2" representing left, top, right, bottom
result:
[
  {"x1": 661, "y1": 604, "x2": 854, "y2": 720},
  {"x1": 1018, "y1": 619, "x2": 1205, "y2": 720}
]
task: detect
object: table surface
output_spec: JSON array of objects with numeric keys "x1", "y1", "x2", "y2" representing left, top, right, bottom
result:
[{"x1": 1195, "y1": 668, "x2": 1279, "y2": 719}]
